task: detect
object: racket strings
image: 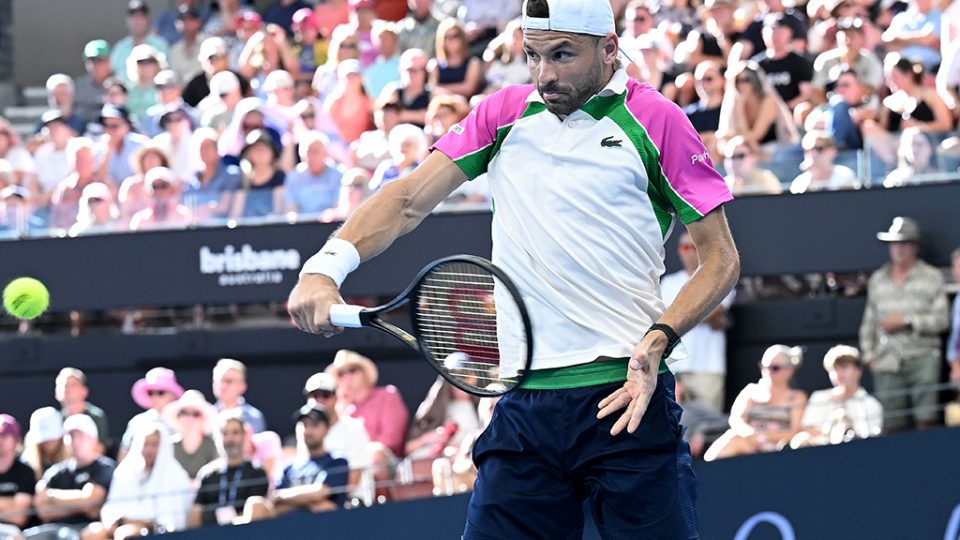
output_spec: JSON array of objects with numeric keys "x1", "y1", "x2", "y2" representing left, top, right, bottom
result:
[{"x1": 413, "y1": 261, "x2": 527, "y2": 392}]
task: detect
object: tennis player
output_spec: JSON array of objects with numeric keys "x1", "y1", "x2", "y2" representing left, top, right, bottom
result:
[{"x1": 289, "y1": 0, "x2": 739, "y2": 537}]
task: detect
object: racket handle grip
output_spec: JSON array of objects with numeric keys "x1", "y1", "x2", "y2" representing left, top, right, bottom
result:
[{"x1": 329, "y1": 304, "x2": 365, "y2": 328}]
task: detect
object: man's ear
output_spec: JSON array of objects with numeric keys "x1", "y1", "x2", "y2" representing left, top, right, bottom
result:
[{"x1": 601, "y1": 33, "x2": 619, "y2": 64}]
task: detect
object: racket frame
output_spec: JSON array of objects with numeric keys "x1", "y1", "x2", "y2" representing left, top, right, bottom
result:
[{"x1": 353, "y1": 254, "x2": 533, "y2": 397}]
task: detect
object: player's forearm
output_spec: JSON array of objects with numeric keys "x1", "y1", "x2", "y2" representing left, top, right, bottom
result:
[
  {"x1": 658, "y1": 212, "x2": 739, "y2": 336},
  {"x1": 334, "y1": 152, "x2": 466, "y2": 261}
]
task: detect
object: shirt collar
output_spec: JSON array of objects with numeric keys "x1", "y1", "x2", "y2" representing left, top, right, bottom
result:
[{"x1": 525, "y1": 67, "x2": 629, "y2": 104}]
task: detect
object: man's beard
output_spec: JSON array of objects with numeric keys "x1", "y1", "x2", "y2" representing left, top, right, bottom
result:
[{"x1": 537, "y1": 60, "x2": 605, "y2": 117}]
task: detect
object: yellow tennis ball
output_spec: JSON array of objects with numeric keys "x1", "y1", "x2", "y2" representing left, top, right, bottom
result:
[{"x1": 3, "y1": 277, "x2": 50, "y2": 320}]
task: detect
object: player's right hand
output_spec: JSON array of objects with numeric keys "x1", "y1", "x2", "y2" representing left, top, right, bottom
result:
[{"x1": 287, "y1": 274, "x2": 345, "y2": 336}]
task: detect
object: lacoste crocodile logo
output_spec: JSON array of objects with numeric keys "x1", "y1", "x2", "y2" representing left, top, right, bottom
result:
[{"x1": 601, "y1": 136, "x2": 622, "y2": 148}]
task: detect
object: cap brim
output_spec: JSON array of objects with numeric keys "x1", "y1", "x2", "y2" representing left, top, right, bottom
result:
[{"x1": 876, "y1": 233, "x2": 918, "y2": 242}]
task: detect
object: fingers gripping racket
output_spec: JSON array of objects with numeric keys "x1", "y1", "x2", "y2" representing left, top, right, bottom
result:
[{"x1": 329, "y1": 255, "x2": 533, "y2": 397}]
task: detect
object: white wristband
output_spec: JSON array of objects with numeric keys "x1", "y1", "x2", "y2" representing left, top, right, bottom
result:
[{"x1": 299, "y1": 238, "x2": 361, "y2": 287}]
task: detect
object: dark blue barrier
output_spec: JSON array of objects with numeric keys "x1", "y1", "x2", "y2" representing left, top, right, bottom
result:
[
  {"x1": 0, "y1": 183, "x2": 957, "y2": 313},
  {"x1": 156, "y1": 427, "x2": 960, "y2": 539}
]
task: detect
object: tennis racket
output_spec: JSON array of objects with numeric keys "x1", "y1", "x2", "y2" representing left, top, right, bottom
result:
[{"x1": 329, "y1": 255, "x2": 533, "y2": 397}]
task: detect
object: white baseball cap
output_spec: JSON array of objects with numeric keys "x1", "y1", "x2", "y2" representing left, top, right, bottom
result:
[
  {"x1": 209, "y1": 71, "x2": 241, "y2": 96},
  {"x1": 63, "y1": 414, "x2": 99, "y2": 439},
  {"x1": 29, "y1": 407, "x2": 64, "y2": 443},
  {"x1": 521, "y1": 0, "x2": 615, "y2": 36}
]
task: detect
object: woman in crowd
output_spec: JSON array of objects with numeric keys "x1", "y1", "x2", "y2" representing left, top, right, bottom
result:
[
  {"x1": 704, "y1": 345, "x2": 808, "y2": 461},
  {"x1": 152, "y1": 106, "x2": 195, "y2": 182},
  {"x1": 238, "y1": 23, "x2": 299, "y2": 98},
  {"x1": 230, "y1": 129, "x2": 285, "y2": 219},
  {"x1": 862, "y1": 55, "x2": 953, "y2": 168},
  {"x1": 405, "y1": 376, "x2": 481, "y2": 461},
  {"x1": 324, "y1": 59, "x2": 374, "y2": 144},
  {"x1": 381, "y1": 49, "x2": 432, "y2": 127},
  {"x1": 717, "y1": 61, "x2": 800, "y2": 149},
  {"x1": 69, "y1": 182, "x2": 120, "y2": 236},
  {"x1": 482, "y1": 20, "x2": 530, "y2": 92},
  {"x1": 164, "y1": 390, "x2": 220, "y2": 480},
  {"x1": 883, "y1": 127, "x2": 943, "y2": 187},
  {"x1": 312, "y1": 25, "x2": 362, "y2": 103},
  {"x1": 424, "y1": 94, "x2": 470, "y2": 143},
  {"x1": 84, "y1": 423, "x2": 193, "y2": 539},
  {"x1": 118, "y1": 144, "x2": 171, "y2": 226},
  {"x1": 369, "y1": 123, "x2": 428, "y2": 192},
  {"x1": 217, "y1": 98, "x2": 284, "y2": 166},
  {"x1": 0, "y1": 116, "x2": 35, "y2": 187},
  {"x1": 128, "y1": 167, "x2": 191, "y2": 231},
  {"x1": 429, "y1": 19, "x2": 482, "y2": 98},
  {"x1": 103, "y1": 79, "x2": 130, "y2": 108},
  {"x1": 23, "y1": 407, "x2": 69, "y2": 480}
]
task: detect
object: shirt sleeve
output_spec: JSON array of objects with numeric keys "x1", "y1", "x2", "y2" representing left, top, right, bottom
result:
[
  {"x1": 633, "y1": 93, "x2": 733, "y2": 224},
  {"x1": 431, "y1": 87, "x2": 525, "y2": 180},
  {"x1": 90, "y1": 460, "x2": 116, "y2": 490}
]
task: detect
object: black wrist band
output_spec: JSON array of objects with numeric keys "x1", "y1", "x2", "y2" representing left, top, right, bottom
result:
[{"x1": 646, "y1": 323, "x2": 681, "y2": 359}]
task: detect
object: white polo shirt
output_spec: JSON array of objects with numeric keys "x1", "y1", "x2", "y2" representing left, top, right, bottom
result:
[{"x1": 433, "y1": 69, "x2": 732, "y2": 374}]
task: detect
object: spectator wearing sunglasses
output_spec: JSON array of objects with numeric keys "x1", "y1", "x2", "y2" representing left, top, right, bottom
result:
[
  {"x1": 790, "y1": 131, "x2": 859, "y2": 193},
  {"x1": 685, "y1": 61, "x2": 726, "y2": 166},
  {"x1": 128, "y1": 166, "x2": 191, "y2": 231},
  {"x1": 721, "y1": 136, "x2": 782, "y2": 196},
  {"x1": 120, "y1": 368, "x2": 185, "y2": 458},
  {"x1": 165, "y1": 390, "x2": 220, "y2": 479},
  {"x1": 704, "y1": 345, "x2": 808, "y2": 461}
]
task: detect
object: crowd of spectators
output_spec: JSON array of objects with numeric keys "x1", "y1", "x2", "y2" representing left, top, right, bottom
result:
[
  {"x1": 0, "y1": 350, "x2": 502, "y2": 538},
  {"x1": 4, "y1": 0, "x2": 960, "y2": 238},
  {"x1": 2, "y1": 0, "x2": 960, "y2": 534},
  {"x1": 669, "y1": 217, "x2": 959, "y2": 461}
]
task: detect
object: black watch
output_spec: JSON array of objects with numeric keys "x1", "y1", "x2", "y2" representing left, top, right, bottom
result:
[{"x1": 646, "y1": 323, "x2": 681, "y2": 359}]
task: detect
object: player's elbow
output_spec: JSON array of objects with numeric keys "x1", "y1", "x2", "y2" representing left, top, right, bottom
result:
[{"x1": 381, "y1": 178, "x2": 430, "y2": 232}]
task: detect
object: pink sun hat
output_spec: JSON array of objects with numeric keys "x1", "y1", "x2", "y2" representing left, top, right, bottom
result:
[{"x1": 131, "y1": 367, "x2": 185, "y2": 409}]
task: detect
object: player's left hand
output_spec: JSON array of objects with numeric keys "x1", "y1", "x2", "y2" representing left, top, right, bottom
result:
[{"x1": 597, "y1": 333, "x2": 666, "y2": 435}]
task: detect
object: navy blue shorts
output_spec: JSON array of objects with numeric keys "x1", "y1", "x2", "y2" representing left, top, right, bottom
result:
[{"x1": 463, "y1": 372, "x2": 698, "y2": 540}]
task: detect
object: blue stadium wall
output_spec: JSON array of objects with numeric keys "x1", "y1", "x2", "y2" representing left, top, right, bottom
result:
[
  {"x1": 0, "y1": 182, "x2": 957, "y2": 440},
  {"x1": 155, "y1": 427, "x2": 960, "y2": 539}
]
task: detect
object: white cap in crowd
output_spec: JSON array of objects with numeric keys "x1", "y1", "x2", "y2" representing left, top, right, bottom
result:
[{"x1": 63, "y1": 414, "x2": 99, "y2": 439}]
